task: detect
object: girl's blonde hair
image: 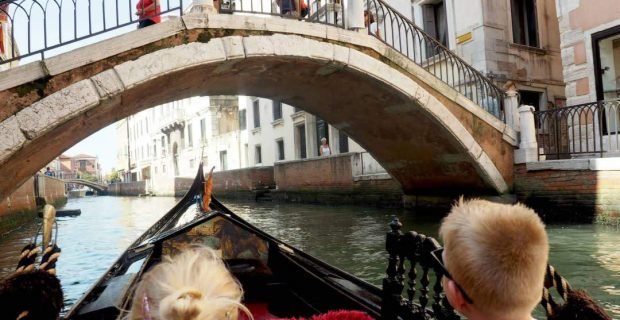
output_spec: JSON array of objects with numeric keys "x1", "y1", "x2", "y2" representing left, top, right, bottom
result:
[{"x1": 126, "y1": 247, "x2": 253, "y2": 320}]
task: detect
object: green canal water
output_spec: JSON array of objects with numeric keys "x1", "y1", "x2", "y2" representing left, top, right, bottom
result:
[{"x1": 0, "y1": 196, "x2": 618, "y2": 317}]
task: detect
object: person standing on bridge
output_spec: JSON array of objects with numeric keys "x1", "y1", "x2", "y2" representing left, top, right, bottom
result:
[
  {"x1": 44, "y1": 167, "x2": 54, "y2": 177},
  {"x1": 320, "y1": 137, "x2": 332, "y2": 156},
  {"x1": 136, "y1": 0, "x2": 161, "y2": 29}
]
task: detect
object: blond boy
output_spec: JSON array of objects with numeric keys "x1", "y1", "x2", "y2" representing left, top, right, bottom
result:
[{"x1": 437, "y1": 199, "x2": 549, "y2": 320}]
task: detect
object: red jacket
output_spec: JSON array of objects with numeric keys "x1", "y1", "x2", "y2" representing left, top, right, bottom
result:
[{"x1": 136, "y1": 0, "x2": 161, "y2": 23}]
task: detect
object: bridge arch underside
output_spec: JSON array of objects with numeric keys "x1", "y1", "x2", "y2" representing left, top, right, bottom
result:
[{"x1": 0, "y1": 35, "x2": 513, "y2": 199}]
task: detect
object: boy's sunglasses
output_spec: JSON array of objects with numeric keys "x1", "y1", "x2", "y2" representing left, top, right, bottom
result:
[{"x1": 430, "y1": 248, "x2": 474, "y2": 304}]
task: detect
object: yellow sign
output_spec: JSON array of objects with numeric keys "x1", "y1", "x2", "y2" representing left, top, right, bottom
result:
[{"x1": 456, "y1": 32, "x2": 473, "y2": 44}]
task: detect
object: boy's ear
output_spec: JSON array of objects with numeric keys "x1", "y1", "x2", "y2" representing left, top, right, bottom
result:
[{"x1": 445, "y1": 279, "x2": 469, "y2": 313}]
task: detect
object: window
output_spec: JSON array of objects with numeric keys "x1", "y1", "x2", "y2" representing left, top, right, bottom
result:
[
  {"x1": 161, "y1": 137, "x2": 166, "y2": 156},
  {"x1": 273, "y1": 100, "x2": 283, "y2": 120},
  {"x1": 511, "y1": 0, "x2": 538, "y2": 47},
  {"x1": 200, "y1": 118, "x2": 206, "y2": 143},
  {"x1": 316, "y1": 118, "x2": 329, "y2": 154},
  {"x1": 339, "y1": 131, "x2": 349, "y2": 153},
  {"x1": 180, "y1": 128, "x2": 185, "y2": 149},
  {"x1": 255, "y1": 145, "x2": 262, "y2": 164},
  {"x1": 162, "y1": 164, "x2": 166, "y2": 173},
  {"x1": 188, "y1": 124, "x2": 193, "y2": 148},
  {"x1": 422, "y1": 1, "x2": 448, "y2": 52},
  {"x1": 155, "y1": 166, "x2": 158, "y2": 174},
  {"x1": 253, "y1": 100, "x2": 261, "y2": 128},
  {"x1": 239, "y1": 109, "x2": 247, "y2": 130},
  {"x1": 189, "y1": 159, "x2": 195, "y2": 169},
  {"x1": 276, "y1": 139, "x2": 285, "y2": 161},
  {"x1": 295, "y1": 124, "x2": 307, "y2": 159},
  {"x1": 153, "y1": 140, "x2": 157, "y2": 158},
  {"x1": 220, "y1": 151, "x2": 228, "y2": 171}
]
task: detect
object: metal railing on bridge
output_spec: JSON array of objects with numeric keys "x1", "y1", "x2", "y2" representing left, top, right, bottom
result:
[
  {"x1": 364, "y1": 0, "x2": 504, "y2": 120},
  {"x1": 0, "y1": 0, "x2": 186, "y2": 65},
  {"x1": 534, "y1": 99, "x2": 620, "y2": 160},
  {"x1": 0, "y1": 0, "x2": 504, "y2": 122}
]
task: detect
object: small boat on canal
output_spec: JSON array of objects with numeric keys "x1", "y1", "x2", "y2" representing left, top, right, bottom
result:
[{"x1": 64, "y1": 165, "x2": 582, "y2": 320}]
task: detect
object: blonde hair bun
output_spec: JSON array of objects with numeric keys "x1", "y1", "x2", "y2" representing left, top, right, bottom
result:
[{"x1": 126, "y1": 247, "x2": 253, "y2": 320}]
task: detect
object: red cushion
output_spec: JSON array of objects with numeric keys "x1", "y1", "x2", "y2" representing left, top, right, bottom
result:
[
  {"x1": 241, "y1": 303, "x2": 277, "y2": 320},
  {"x1": 273, "y1": 310, "x2": 374, "y2": 320}
]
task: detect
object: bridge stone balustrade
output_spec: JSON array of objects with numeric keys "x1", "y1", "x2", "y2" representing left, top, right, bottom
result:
[{"x1": 0, "y1": 13, "x2": 517, "y2": 200}]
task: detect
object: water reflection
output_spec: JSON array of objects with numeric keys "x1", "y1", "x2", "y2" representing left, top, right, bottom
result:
[{"x1": 0, "y1": 196, "x2": 618, "y2": 317}]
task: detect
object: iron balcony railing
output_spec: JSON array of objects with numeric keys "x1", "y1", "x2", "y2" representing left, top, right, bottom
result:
[
  {"x1": 0, "y1": 0, "x2": 186, "y2": 65},
  {"x1": 534, "y1": 99, "x2": 620, "y2": 160},
  {"x1": 0, "y1": 0, "x2": 504, "y2": 122},
  {"x1": 365, "y1": 0, "x2": 505, "y2": 120}
]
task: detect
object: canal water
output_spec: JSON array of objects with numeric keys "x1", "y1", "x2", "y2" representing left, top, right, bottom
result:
[{"x1": 0, "y1": 196, "x2": 619, "y2": 317}]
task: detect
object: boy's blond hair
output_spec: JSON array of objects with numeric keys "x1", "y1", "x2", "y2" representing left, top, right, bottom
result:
[
  {"x1": 126, "y1": 247, "x2": 252, "y2": 320},
  {"x1": 439, "y1": 199, "x2": 549, "y2": 318}
]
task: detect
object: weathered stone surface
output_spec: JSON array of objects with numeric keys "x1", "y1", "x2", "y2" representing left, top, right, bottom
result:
[
  {"x1": 44, "y1": 18, "x2": 186, "y2": 76},
  {"x1": 0, "y1": 116, "x2": 27, "y2": 164},
  {"x1": 91, "y1": 69, "x2": 125, "y2": 98},
  {"x1": 115, "y1": 40, "x2": 226, "y2": 88},
  {"x1": 221, "y1": 36, "x2": 245, "y2": 60},
  {"x1": 0, "y1": 62, "x2": 48, "y2": 92},
  {"x1": 272, "y1": 34, "x2": 333, "y2": 62},
  {"x1": 0, "y1": 19, "x2": 516, "y2": 199},
  {"x1": 242, "y1": 36, "x2": 276, "y2": 57},
  {"x1": 15, "y1": 80, "x2": 100, "y2": 139}
]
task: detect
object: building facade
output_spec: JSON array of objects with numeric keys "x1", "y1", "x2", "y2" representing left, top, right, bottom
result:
[
  {"x1": 380, "y1": 0, "x2": 565, "y2": 111},
  {"x1": 556, "y1": 0, "x2": 620, "y2": 105},
  {"x1": 115, "y1": 95, "x2": 388, "y2": 195},
  {"x1": 43, "y1": 154, "x2": 101, "y2": 180}
]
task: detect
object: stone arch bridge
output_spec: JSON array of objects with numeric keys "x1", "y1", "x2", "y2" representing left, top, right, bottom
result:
[
  {"x1": 0, "y1": 13, "x2": 517, "y2": 200},
  {"x1": 63, "y1": 179, "x2": 108, "y2": 193}
]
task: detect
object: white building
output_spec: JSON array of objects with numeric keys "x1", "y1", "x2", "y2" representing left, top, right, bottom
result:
[{"x1": 115, "y1": 95, "x2": 387, "y2": 194}]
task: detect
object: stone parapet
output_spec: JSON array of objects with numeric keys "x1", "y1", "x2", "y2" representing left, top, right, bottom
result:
[{"x1": 107, "y1": 181, "x2": 146, "y2": 196}]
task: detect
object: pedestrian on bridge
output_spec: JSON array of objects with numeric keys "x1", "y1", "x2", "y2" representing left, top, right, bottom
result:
[
  {"x1": 320, "y1": 137, "x2": 332, "y2": 156},
  {"x1": 136, "y1": 0, "x2": 161, "y2": 29}
]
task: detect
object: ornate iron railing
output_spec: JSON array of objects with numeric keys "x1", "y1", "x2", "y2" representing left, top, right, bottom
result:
[
  {"x1": 0, "y1": 0, "x2": 185, "y2": 65},
  {"x1": 365, "y1": 0, "x2": 505, "y2": 120},
  {"x1": 534, "y1": 99, "x2": 620, "y2": 160},
  {"x1": 220, "y1": 0, "x2": 344, "y2": 28}
]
